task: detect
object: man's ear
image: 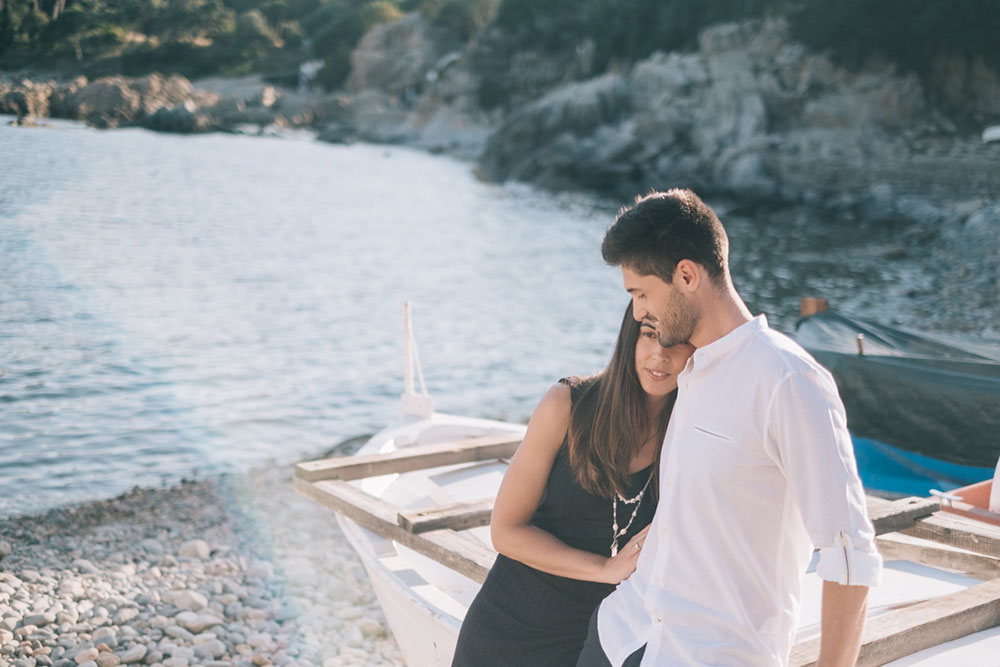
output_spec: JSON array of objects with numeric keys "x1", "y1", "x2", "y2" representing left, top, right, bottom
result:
[{"x1": 674, "y1": 260, "x2": 700, "y2": 293}]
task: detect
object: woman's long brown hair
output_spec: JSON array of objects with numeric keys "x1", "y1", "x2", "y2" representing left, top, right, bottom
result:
[{"x1": 566, "y1": 304, "x2": 676, "y2": 500}]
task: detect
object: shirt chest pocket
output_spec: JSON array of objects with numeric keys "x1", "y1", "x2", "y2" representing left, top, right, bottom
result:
[
  {"x1": 677, "y1": 414, "x2": 750, "y2": 473},
  {"x1": 678, "y1": 412, "x2": 774, "y2": 474},
  {"x1": 690, "y1": 422, "x2": 737, "y2": 443}
]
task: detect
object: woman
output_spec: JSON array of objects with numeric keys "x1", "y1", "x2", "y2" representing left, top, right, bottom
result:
[{"x1": 452, "y1": 305, "x2": 694, "y2": 666}]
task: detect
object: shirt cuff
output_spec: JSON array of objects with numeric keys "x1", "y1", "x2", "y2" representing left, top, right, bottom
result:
[{"x1": 815, "y1": 533, "x2": 883, "y2": 587}]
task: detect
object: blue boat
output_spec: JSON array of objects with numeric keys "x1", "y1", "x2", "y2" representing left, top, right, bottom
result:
[{"x1": 794, "y1": 302, "x2": 1000, "y2": 496}]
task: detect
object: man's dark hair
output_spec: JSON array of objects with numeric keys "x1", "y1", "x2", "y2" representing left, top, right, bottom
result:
[{"x1": 601, "y1": 189, "x2": 729, "y2": 284}]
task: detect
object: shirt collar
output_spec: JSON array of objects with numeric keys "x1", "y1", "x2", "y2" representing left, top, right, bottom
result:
[{"x1": 684, "y1": 314, "x2": 768, "y2": 374}]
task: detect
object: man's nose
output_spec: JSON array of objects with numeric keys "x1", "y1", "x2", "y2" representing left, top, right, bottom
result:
[{"x1": 631, "y1": 300, "x2": 647, "y2": 321}]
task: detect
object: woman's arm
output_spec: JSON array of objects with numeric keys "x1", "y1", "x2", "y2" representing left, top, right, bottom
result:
[{"x1": 490, "y1": 383, "x2": 646, "y2": 585}]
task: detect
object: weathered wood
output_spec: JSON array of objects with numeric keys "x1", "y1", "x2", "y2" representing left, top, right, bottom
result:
[
  {"x1": 294, "y1": 433, "x2": 522, "y2": 482},
  {"x1": 790, "y1": 578, "x2": 1000, "y2": 667},
  {"x1": 868, "y1": 496, "x2": 941, "y2": 536},
  {"x1": 902, "y1": 511, "x2": 1000, "y2": 560},
  {"x1": 398, "y1": 499, "x2": 495, "y2": 534},
  {"x1": 293, "y1": 477, "x2": 496, "y2": 582},
  {"x1": 876, "y1": 536, "x2": 1000, "y2": 581}
]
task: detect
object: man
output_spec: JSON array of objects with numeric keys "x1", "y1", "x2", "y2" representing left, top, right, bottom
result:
[{"x1": 577, "y1": 189, "x2": 881, "y2": 666}]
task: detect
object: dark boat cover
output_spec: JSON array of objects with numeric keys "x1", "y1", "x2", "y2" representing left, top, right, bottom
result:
[{"x1": 795, "y1": 311, "x2": 1000, "y2": 468}]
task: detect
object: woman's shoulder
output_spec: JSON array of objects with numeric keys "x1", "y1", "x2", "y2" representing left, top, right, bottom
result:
[
  {"x1": 557, "y1": 374, "x2": 600, "y2": 404},
  {"x1": 528, "y1": 375, "x2": 599, "y2": 447},
  {"x1": 536, "y1": 381, "x2": 572, "y2": 418}
]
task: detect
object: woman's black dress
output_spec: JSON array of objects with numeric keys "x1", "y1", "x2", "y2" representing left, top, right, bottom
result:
[{"x1": 451, "y1": 379, "x2": 657, "y2": 667}]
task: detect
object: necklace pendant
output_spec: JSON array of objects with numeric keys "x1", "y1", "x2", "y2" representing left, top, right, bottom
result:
[{"x1": 611, "y1": 543, "x2": 618, "y2": 557}]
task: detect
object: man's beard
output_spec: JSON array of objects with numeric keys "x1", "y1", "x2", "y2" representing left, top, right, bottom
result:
[{"x1": 650, "y1": 297, "x2": 698, "y2": 348}]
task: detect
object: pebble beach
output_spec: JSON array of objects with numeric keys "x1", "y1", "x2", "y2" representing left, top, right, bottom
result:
[{"x1": 0, "y1": 465, "x2": 404, "y2": 667}]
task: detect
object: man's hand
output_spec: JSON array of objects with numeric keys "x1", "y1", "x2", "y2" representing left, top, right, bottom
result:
[{"x1": 817, "y1": 581, "x2": 869, "y2": 667}]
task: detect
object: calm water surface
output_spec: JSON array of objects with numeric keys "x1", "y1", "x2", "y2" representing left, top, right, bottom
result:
[{"x1": 0, "y1": 118, "x2": 929, "y2": 517}]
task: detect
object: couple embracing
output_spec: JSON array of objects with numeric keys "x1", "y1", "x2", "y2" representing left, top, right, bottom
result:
[{"x1": 453, "y1": 189, "x2": 881, "y2": 667}]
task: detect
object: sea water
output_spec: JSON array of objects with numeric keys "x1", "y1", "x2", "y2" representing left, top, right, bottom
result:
[{"x1": 0, "y1": 118, "x2": 930, "y2": 517}]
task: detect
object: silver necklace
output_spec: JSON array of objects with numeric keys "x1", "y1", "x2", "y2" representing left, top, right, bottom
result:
[{"x1": 610, "y1": 469, "x2": 653, "y2": 557}]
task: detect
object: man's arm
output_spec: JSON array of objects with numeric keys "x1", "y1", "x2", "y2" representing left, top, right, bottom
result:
[
  {"x1": 763, "y1": 369, "x2": 881, "y2": 662},
  {"x1": 818, "y1": 581, "x2": 869, "y2": 667}
]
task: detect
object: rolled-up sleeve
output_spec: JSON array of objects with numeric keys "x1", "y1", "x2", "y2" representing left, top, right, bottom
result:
[{"x1": 764, "y1": 368, "x2": 882, "y2": 588}]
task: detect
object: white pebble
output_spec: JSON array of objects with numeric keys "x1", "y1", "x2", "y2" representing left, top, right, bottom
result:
[
  {"x1": 113, "y1": 608, "x2": 138, "y2": 625},
  {"x1": 118, "y1": 644, "x2": 147, "y2": 664},
  {"x1": 193, "y1": 639, "x2": 226, "y2": 660},
  {"x1": 178, "y1": 541, "x2": 210, "y2": 560},
  {"x1": 164, "y1": 625, "x2": 194, "y2": 642},
  {"x1": 169, "y1": 590, "x2": 208, "y2": 612},
  {"x1": 174, "y1": 611, "x2": 221, "y2": 634},
  {"x1": 93, "y1": 627, "x2": 117, "y2": 648},
  {"x1": 74, "y1": 646, "x2": 100, "y2": 663},
  {"x1": 72, "y1": 560, "x2": 100, "y2": 575}
]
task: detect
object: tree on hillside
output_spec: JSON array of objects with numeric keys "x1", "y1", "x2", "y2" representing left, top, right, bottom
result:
[
  {"x1": 142, "y1": 0, "x2": 231, "y2": 42},
  {"x1": 46, "y1": 0, "x2": 67, "y2": 19},
  {"x1": 0, "y1": 0, "x2": 13, "y2": 55}
]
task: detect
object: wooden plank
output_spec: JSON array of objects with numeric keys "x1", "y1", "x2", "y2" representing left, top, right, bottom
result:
[
  {"x1": 398, "y1": 499, "x2": 495, "y2": 534},
  {"x1": 868, "y1": 496, "x2": 940, "y2": 536},
  {"x1": 293, "y1": 477, "x2": 496, "y2": 583},
  {"x1": 876, "y1": 536, "x2": 1000, "y2": 581},
  {"x1": 294, "y1": 433, "x2": 522, "y2": 482},
  {"x1": 902, "y1": 511, "x2": 1000, "y2": 560},
  {"x1": 790, "y1": 577, "x2": 1000, "y2": 667}
]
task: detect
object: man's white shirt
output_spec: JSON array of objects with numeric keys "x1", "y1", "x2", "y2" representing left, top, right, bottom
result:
[{"x1": 598, "y1": 315, "x2": 882, "y2": 666}]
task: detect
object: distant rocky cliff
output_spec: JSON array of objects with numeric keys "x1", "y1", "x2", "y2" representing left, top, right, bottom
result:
[
  {"x1": 317, "y1": 17, "x2": 1000, "y2": 218},
  {"x1": 2, "y1": 15, "x2": 997, "y2": 315},
  {"x1": 476, "y1": 21, "x2": 999, "y2": 208},
  {"x1": 327, "y1": 15, "x2": 999, "y2": 316}
]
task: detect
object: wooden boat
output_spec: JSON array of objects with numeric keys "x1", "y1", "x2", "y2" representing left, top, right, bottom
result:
[
  {"x1": 794, "y1": 298, "x2": 1000, "y2": 496},
  {"x1": 296, "y1": 304, "x2": 1000, "y2": 666}
]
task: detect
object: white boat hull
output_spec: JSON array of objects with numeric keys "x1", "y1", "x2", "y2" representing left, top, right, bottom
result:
[
  {"x1": 334, "y1": 412, "x2": 525, "y2": 667},
  {"x1": 318, "y1": 412, "x2": 1000, "y2": 666}
]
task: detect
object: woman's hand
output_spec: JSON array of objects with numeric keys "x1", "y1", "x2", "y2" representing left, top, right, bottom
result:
[{"x1": 600, "y1": 525, "x2": 651, "y2": 584}]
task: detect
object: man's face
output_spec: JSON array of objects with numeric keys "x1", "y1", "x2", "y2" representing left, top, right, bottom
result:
[{"x1": 622, "y1": 265, "x2": 698, "y2": 348}]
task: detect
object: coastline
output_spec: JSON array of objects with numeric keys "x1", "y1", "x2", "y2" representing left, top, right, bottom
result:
[
  {"x1": 0, "y1": 464, "x2": 403, "y2": 667},
  {"x1": 3, "y1": 17, "x2": 997, "y2": 337}
]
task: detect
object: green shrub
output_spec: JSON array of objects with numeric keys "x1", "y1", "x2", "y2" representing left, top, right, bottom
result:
[
  {"x1": 235, "y1": 8, "x2": 278, "y2": 53},
  {"x1": 786, "y1": 0, "x2": 1000, "y2": 76},
  {"x1": 476, "y1": 75, "x2": 508, "y2": 109},
  {"x1": 120, "y1": 39, "x2": 231, "y2": 77},
  {"x1": 493, "y1": 0, "x2": 759, "y2": 69},
  {"x1": 5, "y1": 0, "x2": 996, "y2": 97},
  {"x1": 358, "y1": 1, "x2": 403, "y2": 28},
  {"x1": 315, "y1": 47, "x2": 352, "y2": 88},
  {"x1": 428, "y1": 0, "x2": 499, "y2": 41},
  {"x1": 305, "y1": 0, "x2": 406, "y2": 90},
  {"x1": 308, "y1": 3, "x2": 366, "y2": 56},
  {"x1": 20, "y1": 7, "x2": 52, "y2": 42},
  {"x1": 0, "y1": 2, "x2": 14, "y2": 54},
  {"x1": 79, "y1": 22, "x2": 125, "y2": 53}
]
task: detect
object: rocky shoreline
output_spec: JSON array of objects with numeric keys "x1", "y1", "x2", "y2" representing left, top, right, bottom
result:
[
  {"x1": 4, "y1": 17, "x2": 998, "y2": 198},
  {"x1": 0, "y1": 465, "x2": 403, "y2": 667},
  {"x1": 2, "y1": 16, "x2": 997, "y2": 331}
]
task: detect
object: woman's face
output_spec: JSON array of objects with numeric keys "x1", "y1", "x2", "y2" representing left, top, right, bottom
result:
[{"x1": 635, "y1": 322, "x2": 695, "y2": 397}]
